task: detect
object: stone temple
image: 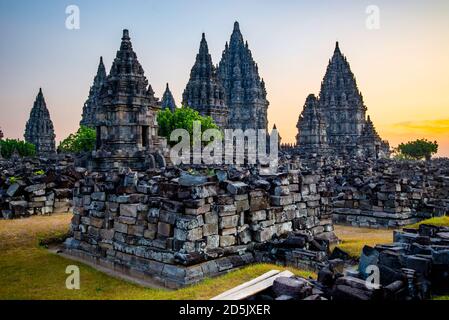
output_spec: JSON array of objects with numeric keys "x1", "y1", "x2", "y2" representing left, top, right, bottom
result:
[
  {"x1": 80, "y1": 57, "x2": 107, "y2": 128},
  {"x1": 296, "y1": 94, "x2": 330, "y2": 155},
  {"x1": 296, "y1": 42, "x2": 389, "y2": 158},
  {"x1": 24, "y1": 88, "x2": 56, "y2": 156},
  {"x1": 92, "y1": 30, "x2": 163, "y2": 171},
  {"x1": 182, "y1": 33, "x2": 228, "y2": 128},
  {"x1": 218, "y1": 22, "x2": 269, "y2": 130},
  {"x1": 160, "y1": 83, "x2": 177, "y2": 112}
]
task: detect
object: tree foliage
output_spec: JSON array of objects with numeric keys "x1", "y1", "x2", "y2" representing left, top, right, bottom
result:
[
  {"x1": 396, "y1": 139, "x2": 438, "y2": 161},
  {"x1": 58, "y1": 126, "x2": 96, "y2": 153},
  {"x1": 157, "y1": 107, "x2": 219, "y2": 145},
  {"x1": 0, "y1": 139, "x2": 36, "y2": 158}
]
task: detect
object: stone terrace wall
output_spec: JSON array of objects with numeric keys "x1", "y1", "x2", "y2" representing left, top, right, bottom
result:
[
  {"x1": 284, "y1": 155, "x2": 449, "y2": 228},
  {"x1": 0, "y1": 156, "x2": 83, "y2": 219},
  {"x1": 65, "y1": 166, "x2": 336, "y2": 288}
]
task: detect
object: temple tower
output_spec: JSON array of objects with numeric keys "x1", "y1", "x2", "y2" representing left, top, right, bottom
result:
[
  {"x1": 92, "y1": 29, "x2": 161, "y2": 171},
  {"x1": 319, "y1": 42, "x2": 367, "y2": 155},
  {"x1": 218, "y1": 22, "x2": 269, "y2": 130},
  {"x1": 296, "y1": 94, "x2": 329, "y2": 154},
  {"x1": 358, "y1": 115, "x2": 390, "y2": 158},
  {"x1": 80, "y1": 57, "x2": 107, "y2": 128},
  {"x1": 182, "y1": 33, "x2": 228, "y2": 128},
  {"x1": 161, "y1": 83, "x2": 177, "y2": 112},
  {"x1": 295, "y1": 42, "x2": 389, "y2": 158},
  {"x1": 24, "y1": 88, "x2": 56, "y2": 156},
  {"x1": 0, "y1": 127, "x2": 3, "y2": 159}
]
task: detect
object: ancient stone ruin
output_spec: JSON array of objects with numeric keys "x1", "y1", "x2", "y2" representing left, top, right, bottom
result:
[
  {"x1": 80, "y1": 57, "x2": 107, "y2": 128},
  {"x1": 64, "y1": 166, "x2": 335, "y2": 287},
  {"x1": 218, "y1": 22, "x2": 269, "y2": 130},
  {"x1": 183, "y1": 33, "x2": 228, "y2": 128},
  {"x1": 24, "y1": 88, "x2": 56, "y2": 156},
  {"x1": 0, "y1": 156, "x2": 79, "y2": 219},
  {"x1": 160, "y1": 83, "x2": 177, "y2": 112},
  {"x1": 296, "y1": 42, "x2": 389, "y2": 159},
  {"x1": 92, "y1": 30, "x2": 164, "y2": 171}
]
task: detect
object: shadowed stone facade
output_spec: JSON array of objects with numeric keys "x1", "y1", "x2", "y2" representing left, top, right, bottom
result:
[
  {"x1": 183, "y1": 33, "x2": 228, "y2": 128},
  {"x1": 296, "y1": 94, "x2": 329, "y2": 155},
  {"x1": 297, "y1": 42, "x2": 389, "y2": 158},
  {"x1": 92, "y1": 30, "x2": 163, "y2": 171},
  {"x1": 80, "y1": 57, "x2": 107, "y2": 128},
  {"x1": 24, "y1": 88, "x2": 56, "y2": 156},
  {"x1": 218, "y1": 22, "x2": 269, "y2": 130},
  {"x1": 161, "y1": 83, "x2": 177, "y2": 112}
]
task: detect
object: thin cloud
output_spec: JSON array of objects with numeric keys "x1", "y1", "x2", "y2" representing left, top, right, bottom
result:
[{"x1": 391, "y1": 119, "x2": 449, "y2": 135}]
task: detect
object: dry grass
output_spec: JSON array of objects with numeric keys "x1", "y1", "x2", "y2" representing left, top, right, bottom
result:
[
  {"x1": 407, "y1": 215, "x2": 449, "y2": 229},
  {"x1": 333, "y1": 225, "x2": 394, "y2": 258},
  {"x1": 0, "y1": 213, "x2": 315, "y2": 300},
  {"x1": 333, "y1": 216, "x2": 449, "y2": 259}
]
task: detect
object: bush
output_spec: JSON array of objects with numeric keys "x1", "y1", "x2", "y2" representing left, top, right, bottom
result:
[
  {"x1": 396, "y1": 139, "x2": 438, "y2": 161},
  {"x1": 0, "y1": 139, "x2": 36, "y2": 158},
  {"x1": 58, "y1": 126, "x2": 96, "y2": 153},
  {"x1": 157, "y1": 107, "x2": 219, "y2": 145}
]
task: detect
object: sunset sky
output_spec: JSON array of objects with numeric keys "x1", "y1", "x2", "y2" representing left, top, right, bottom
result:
[{"x1": 0, "y1": 0, "x2": 448, "y2": 155}]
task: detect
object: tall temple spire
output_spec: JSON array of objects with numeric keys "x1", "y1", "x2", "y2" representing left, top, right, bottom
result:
[
  {"x1": 296, "y1": 42, "x2": 390, "y2": 158},
  {"x1": 296, "y1": 94, "x2": 329, "y2": 154},
  {"x1": 24, "y1": 88, "x2": 56, "y2": 156},
  {"x1": 318, "y1": 41, "x2": 367, "y2": 153},
  {"x1": 218, "y1": 21, "x2": 269, "y2": 130},
  {"x1": 93, "y1": 29, "x2": 162, "y2": 171},
  {"x1": 80, "y1": 56, "x2": 107, "y2": 128},
  {"x1": 161, "y1": 83, "x2": 177, "y2": 112},
  {"x1": 182, "y1": 33, "x2": 228, "y2": 128},
  {"x1": 230, "y1": 21, "x2": 244, "y2": 45}
]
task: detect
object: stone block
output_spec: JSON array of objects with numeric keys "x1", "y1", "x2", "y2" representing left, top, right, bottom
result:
[
  {"x1": 120, "y1": 204, "x2": 139, "y2": 217},
  {"x1": 220, "y1": 235, "x2": 236, "y2": 247},
  {"x1": 158, "y1": 222, "x2": 173, "y2": 237},
  {"x1": 219, "y1": 215, "x2": 239, "y2": 229}
]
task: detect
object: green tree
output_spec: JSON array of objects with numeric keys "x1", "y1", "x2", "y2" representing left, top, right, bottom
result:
[
  {"x1": 58, "y1": 126, "x2": 96, "y2": 153},
  {"x1": 0, "y1": 139, "x2": 36, "y2": 158},
  {"x1": 397, "y1": 139, "x2": 438, "y2": 161},
  {"x1": 157, "y1": 107, "x2": 220, "y2": 145}
]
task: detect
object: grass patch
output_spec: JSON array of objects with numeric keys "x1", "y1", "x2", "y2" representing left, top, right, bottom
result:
[
  {"x1": 0, "y1": 214, "x2": 315, "y2": 300},
  {"x1": 332, "y1": 225, "x2": 393, "y2": 259},
  {"x1": 407, "y1": 215, "x2": 449, "y2": 229}
]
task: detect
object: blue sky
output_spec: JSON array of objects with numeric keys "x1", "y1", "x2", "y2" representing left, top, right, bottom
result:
[{"x1": 1, "y1": 0, "x2": 449, "y2": 154}]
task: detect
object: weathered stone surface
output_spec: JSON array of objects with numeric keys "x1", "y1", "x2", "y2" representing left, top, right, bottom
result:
[
  {"x1": 183, "y1": 33, "x2": 228, "y2": 128},
  {"x1": 295, "y1": 42, "x2": 389, "y2": 158},
  {"x1": 160, "y1": 83, "x2": 177, "y2": 112},
  {"x1": 218, "y1": 22, "x2": 268, "y2": 130},
  {"x1": 24, "y1": 88, "x2": 56, "y2": 156},
  {"x1": 80, "y1": 57, "x2": 107, "y2": 128}
]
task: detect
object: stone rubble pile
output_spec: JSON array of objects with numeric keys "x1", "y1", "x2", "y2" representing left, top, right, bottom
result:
[
  {"x1": 282, "y1": 154, "x2": 449, "y2": 228},
  {"x1": 0, "y1": 156, "x2": 83, "y2": 219},
  {"x1": 249, "y1": 224, "x2": 449, "y2": 301},
  {"x1": 64, "y1": 166, "x2": 336, "y2": 287}
]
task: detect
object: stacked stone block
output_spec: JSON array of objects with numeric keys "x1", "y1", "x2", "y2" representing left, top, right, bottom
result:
[
  {"x1": 0, "y1": 156, "x2": 79, "y2": 219},
  {"x1": 65, "y1": 168, "x2": 334, "y2": 287}
]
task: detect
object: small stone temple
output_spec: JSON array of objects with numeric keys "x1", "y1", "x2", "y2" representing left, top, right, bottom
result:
[
  {"x1": 218, "y1": 22, "x2": 269, "y2": 130},
  {"x1": 91, "y1": 30, "x2": 163, "y2": 171},
  {"x1": 160, "y1": 83, "x2": 177, "y2": 112},
  {"x1": 296, "y1": 94, "x2": 330, "y2": 155},
  {"x1": 182, "y1": 33, "x2": 228, "y2": 128},
  {"x1": 24, "y1": 88, "x2": 56, "y2": 156},
  {"x1": 296, "y1": 42, "x2": 389, "y2": 158},
  {"x1": 80, "y1": 57, "x2": 107, "y2": 128}
]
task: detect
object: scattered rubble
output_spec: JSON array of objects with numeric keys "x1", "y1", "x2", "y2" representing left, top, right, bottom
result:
[
  {"x1": 247, "y1": 224, "x2": 449, "y2": 301},
  {"x1": 0, "y1": 156, "x2": 83, "y2": 219}
]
